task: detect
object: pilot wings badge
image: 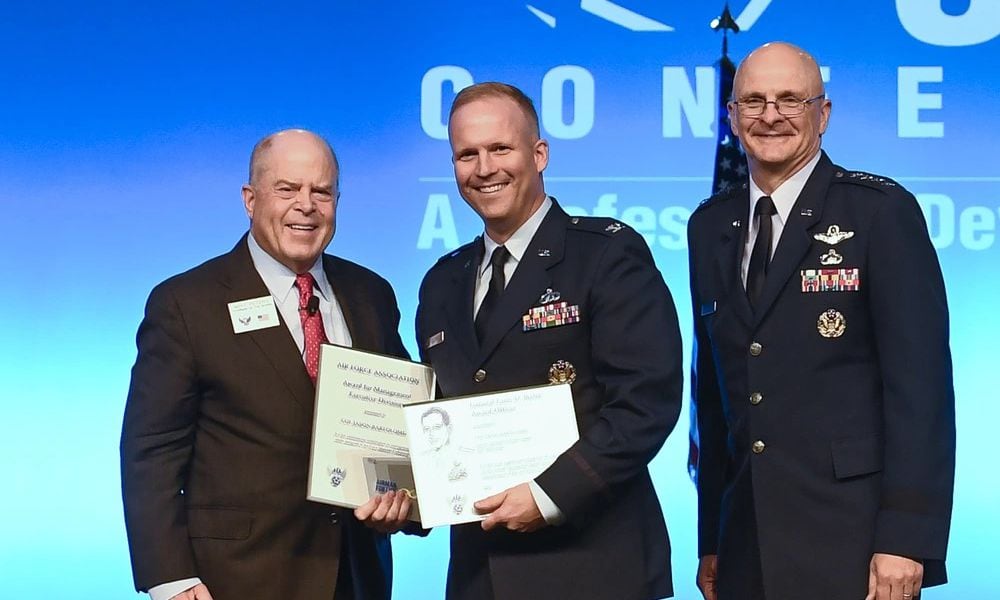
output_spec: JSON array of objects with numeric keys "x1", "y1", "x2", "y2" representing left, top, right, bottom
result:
[{"x1": 813, "y1": 225, "x2": 854, "y2": 245}]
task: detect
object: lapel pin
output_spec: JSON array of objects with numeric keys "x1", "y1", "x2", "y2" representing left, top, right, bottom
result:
[
  {"x1": 800, "y1": 208, "x2": 814, "y2": 217},
  {"x1": 537, "y1": 248, "x2": 551, "y2": 257}
]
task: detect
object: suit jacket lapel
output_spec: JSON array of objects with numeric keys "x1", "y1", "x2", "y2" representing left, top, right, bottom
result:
[
  {"x1": 221, "y1": 236, "x2": 315, "y2": 412},
  {"x1": 476, "y1": 203, "x2": 568, "y2": 363},
  {"x1": 716, "y1": 187, "x2": 754, "y2": 328},
  {"x1": 443, "y1": 238, "x2": 482, "y2": 361},
  {"x1": 752, "y1": 153, "x2": 832, "y2": 325},
  {"x1": 324, "y1": 255, "x2": 377, "y2": 352}
]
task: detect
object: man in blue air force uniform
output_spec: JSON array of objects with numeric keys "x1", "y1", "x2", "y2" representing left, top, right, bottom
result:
[
  {"x1": 688, "y1": 43, "x2": 955, "y2": 600},
  {"x1": 416, "y1": 82, "x2": 684, "y2": 599}
]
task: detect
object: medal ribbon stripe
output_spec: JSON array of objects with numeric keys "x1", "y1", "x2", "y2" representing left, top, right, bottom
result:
[
  {"x1": 523, "y1": 302, "x2": 582, "y2": 331},
  {"x1": 801, "y1": 268, "x2": 861, "y2": 293}
]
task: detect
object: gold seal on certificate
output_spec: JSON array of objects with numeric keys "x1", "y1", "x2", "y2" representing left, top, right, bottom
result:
[{"x1": 306, "y1": 345, "x2": 435, "y2": 518}]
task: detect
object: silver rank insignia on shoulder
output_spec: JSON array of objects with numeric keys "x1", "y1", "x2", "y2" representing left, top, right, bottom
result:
[
  {"x1": 548, "y1": 360, "x2": 577, "y2": 384},
  {"x1": 538, "y1": 288, "x2": 561, "y2": 303},
  {"x1": 570, "y1": 217, "x2": 580, "y2": 224},
  {"x1": 817, "y1": 308, "x2": 846, "y2": 338},
  {"x1": 819, "y1": 248, "x2": 843, "y2": 266},
  {"x1": 814, "y1": 224, "x2": 854, "y2": 245},
  {"x1": 605, "y1": 222, "x2": 624, "y2": 233},
  {"x1": 537, "y1": 248, "x2": 551, "y2": 257}
]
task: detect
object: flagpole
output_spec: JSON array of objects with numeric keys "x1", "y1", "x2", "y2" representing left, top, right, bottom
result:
[{"x1": 689, "y1": 4, "x2": 745, "y2": 483}]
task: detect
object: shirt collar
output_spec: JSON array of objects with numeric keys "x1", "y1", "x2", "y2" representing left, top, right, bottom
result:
[
  {"x1": 247, "y1": 232, "x2": 332, "y2": 303},
  {"x1": 480, "y1": 196, "x2": 553, "y2": 276},
  {"x1": 748, "y1": 150, "x2": 822, "y2": 226}
]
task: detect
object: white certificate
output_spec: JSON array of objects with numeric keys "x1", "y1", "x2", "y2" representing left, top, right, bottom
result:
[
  {"x1": 403, "y1": 384, "x2": 578, "y2": 528},
  {"x1": 307, "y1": 345, "x2": 434, "y2": 514}
]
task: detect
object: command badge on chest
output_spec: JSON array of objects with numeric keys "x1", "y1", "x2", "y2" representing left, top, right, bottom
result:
[
  {"x1": 548, "y1": 360, "x2": 577, "y2": 384},
  {"x1": 817, "y1": 308, "x2": 846, "y2": 338},
  {"x1": 801, "y1": 268, "x2": 861, "y2": 292}
]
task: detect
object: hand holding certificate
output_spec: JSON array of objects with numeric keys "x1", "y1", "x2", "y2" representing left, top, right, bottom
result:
[
  {"x1": 308, "y1": 346, "x2": 579, "y2": 529},
  {"x1": 307, "y1": 345, "x2": 434, "y2": 520},
  {"x1": 403, "y1": 384, "x2": 578, "y2": 528}
]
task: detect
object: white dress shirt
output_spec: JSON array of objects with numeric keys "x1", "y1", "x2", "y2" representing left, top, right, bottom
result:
[
  {"x1": 473, "y1": 197, "x2": 566, "y2": 526},
  {"x1": 147, "y1": 235, "x2": 351, "y2": 600},
  {"x1": 741, "y1": 151, "x2": 822, "y2": 287}
]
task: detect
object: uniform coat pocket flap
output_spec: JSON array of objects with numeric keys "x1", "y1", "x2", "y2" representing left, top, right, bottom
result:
[
  {"x1": 831, "y1": 435, "x2": 884, "y2": 480},
  {"x1": 187, "y1": 507, "x2": 253, "y2": 540}
]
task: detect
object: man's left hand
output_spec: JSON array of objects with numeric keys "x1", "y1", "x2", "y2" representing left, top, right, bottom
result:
[
  {"x1": 474, "y1": 482, "x2": 546, "y2": 533},
  {"x1": 865, "y1": 553, "x2": 923, "y2": 600}
]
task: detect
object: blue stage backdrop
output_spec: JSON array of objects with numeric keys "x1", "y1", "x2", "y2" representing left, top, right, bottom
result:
[{"x1": 1, "y1": 1, "x2": 997, "y2": 597}]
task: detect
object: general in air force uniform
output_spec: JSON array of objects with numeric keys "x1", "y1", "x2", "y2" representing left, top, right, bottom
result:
[{"x1": 688, "y1": 152, "x2": 955, "y2": 599}]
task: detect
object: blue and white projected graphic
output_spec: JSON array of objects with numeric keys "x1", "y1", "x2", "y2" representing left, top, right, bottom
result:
[{"x1": 1, "y1": 1, "x2": 997, "y2": 597}]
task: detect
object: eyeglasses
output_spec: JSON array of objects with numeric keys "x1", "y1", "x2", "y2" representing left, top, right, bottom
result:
[{"x1": 731, "y1": 94, "x2": 826, "y2": 117}]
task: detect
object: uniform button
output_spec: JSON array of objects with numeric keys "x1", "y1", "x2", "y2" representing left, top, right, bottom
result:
[
  {"x1": 749, "y1": 342, "x2": 762, "y2": 356},
  {"x1": 328, "y1": 512, "x2": 339, "y2": 525},
  {"x1": 752, "y1": 440, "x2": 766, "y2": 454},
  {"x1": 473, "y1": 369, "x2": 487, "y2": 383},
  {"x1": 750, "y1": 392, "x2": 763, "y2": 405}
]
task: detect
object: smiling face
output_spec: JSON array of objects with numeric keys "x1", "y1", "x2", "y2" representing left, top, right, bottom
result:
[
  {"x1": 448, "y1": 95, "x2": 549, "y2": 244},
  {"x1": 241, "y1": 130, "x2": 338, "y2": 273},
  {"x1": 730, "y1": 43, "x2": 831, "y2": 191}
]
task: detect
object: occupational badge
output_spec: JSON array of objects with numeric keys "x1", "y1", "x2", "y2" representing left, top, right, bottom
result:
[
  {"x1": 817, "y1": 309, "x2": 846, "y2": 338},
  {"x1": 813, "y1": 225, "x2": 854, "y2": 245},
  {"x1": 548, "y1": 360, "x2": 577, "y2": 384},
  {"x1": 538, "y1": 288, "x2": 561, "y2": 304},
  {"x1": 819, "y1": 248, "x2": 843, "y2": 266}
]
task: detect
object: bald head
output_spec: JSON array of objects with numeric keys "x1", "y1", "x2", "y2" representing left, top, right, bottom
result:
[
  {"x1": 249, "y1": 129, "x2": 339, "y2": 186},
  {"x1": 734, "y1": 42, "x2": 825, "y2": 100}
]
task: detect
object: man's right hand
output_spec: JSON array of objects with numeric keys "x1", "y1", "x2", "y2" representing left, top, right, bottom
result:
[
  {"x1": 697, "y1": 554, "x2": 719, "y2": 600},
  {"x1": 354, "y1": 490, "x2": 412, "y2": 534},
  {"x1": 171, "y1": 583, "x2": 214, "y2": 600}
]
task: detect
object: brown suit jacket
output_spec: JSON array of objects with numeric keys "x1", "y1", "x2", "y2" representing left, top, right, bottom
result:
[{"x1": 121, "y1": 236, "x2": 409, "y2": 600}]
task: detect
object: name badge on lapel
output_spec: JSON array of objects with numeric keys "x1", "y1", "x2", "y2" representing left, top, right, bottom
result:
[
  {"x1": 523, "y1": 301, "x2": 581, "y2": 332},
  {"x1": 228, "y1": 296, "x2": 280, "y2": 334},
  {"x1": 426, "y1": 330, "x2": 445, "y2": 349}
]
